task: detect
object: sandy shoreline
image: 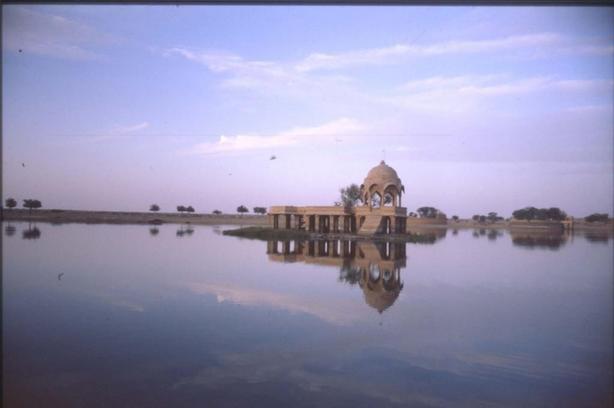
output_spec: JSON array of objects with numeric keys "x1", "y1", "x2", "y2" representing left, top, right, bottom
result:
[
  {"x1": 1, "y1": 208, "x2": 268, "y2": 226},
  {"x1": 2, "y1": 208, "x2": 611, "y2": 233}
]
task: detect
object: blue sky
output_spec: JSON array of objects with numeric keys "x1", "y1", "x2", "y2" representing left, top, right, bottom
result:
[{"x1": 2, "y1": 5, "x2": 613, "y2": 217}]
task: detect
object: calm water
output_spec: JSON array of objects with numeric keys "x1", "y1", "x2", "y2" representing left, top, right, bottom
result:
[{"x1": 3, "y1": 222, "x2": 613, "y2": 407}]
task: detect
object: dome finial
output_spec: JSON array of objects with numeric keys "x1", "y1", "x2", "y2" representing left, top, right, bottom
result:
[{"x1": 380, "y1": 160, "x2": 385, "y2": 165}]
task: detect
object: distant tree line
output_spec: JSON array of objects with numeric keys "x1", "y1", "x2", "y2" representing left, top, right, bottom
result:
[
  {"x1": 5, "y1": 198, "x2": 17, "y2": 209},
  {"x1": 147, "y1": 205, "x2": 268, "y2": 216},
  {"x1": 512, "y1": 207, "x2": 566, "y2": 221},
  {"x1": 177, "y1": 205, "x2": 195, "y2": 214},
  {"x1": 472, "y1": 212, "x2": 504, "y2": 224},
  {"x1": 253, "y1": 207, "x2": 267, "y2": 215},
  {"x1": 4, "y1": 198, "x2": 43, "y2": 212},
  {"x1": 416, "y1": 206, "x2": 445, "y2": 219},
  {"x1": 584, "y1": 213, "x2": 609, "y2": 223}
]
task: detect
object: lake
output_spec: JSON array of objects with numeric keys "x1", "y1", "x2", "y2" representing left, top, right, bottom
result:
[{"x1": 3, "y1": 222, "x2": 612, "y2": 407}]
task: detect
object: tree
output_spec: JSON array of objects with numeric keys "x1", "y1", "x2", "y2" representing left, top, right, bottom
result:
[
  {"x1": 186, "y1": 206, "x2": 195, "y2": 213},
  {"x1": 5, "y1": 198, "x2": 17, "y2": 209},
  {"x1": 472, "y1": 215, "x2": 480, "y2": 221},
  {"x1": 339, "y1": 184, "x2": 362, "y2": 209},
  {"x1": 177, "y1": 205, "x2": 186, "y2": 213},
  {"x1": 23, "y1": 199, "x2": 42, "y2": 217},
  {"x1": 585, "y1": 213, "x2": 609, "y2": 223},
  {"x1": 253, "y1": 207, "x2": 267, "y2": 215},
  {"x1": 452, "y1": 215, "x2": 459, "y2": 222},
  {"x1": 479, "y1": 215, "x2": 486, "y2": 223},
  {"x1": 513, "y1": 207, "x2": 537, "y2": 220},
  {"x1": 546, "y1": 207, "x2": 566, "y2": 221},
  {"x1": 150, "y1": 204, "x2": 160, "y2": 212},
  {"x1": 237, "y1": 205, "x2": 248, "y2": 215},
  {"x1": 417, "y1": 206, "x2": 439, "y2": 218},
  {"x1": 513, "y1": 206, "x2": 567, "y2": 222},
  {"x1": 212, "y1": 210, "x2": 222, "y2": 215}
]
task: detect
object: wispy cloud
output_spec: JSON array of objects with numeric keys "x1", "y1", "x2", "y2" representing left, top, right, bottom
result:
[
  {"x1": 2, "y1": 6, "x2": 115, "y2": 60},
  {"x1": 296, "y1": 33, "x2": 614, "y2": 72},
  {"x1": 88, "y1": 121, "x2": 150, "y2": 142},
  {"x1": 166, "y1": 33, "x2": 612, "y2": 111},
  {"x1": 166, "y1": 34, "x2": 562, "y2": 92},
  {"x1": 112, "y1": 121, "x2": 150, "y2": 134},
  {"x1": 165, "y1": 47, "x2": 355, "y2": 98},
  {"x1": 564, "y1": 104, "x2": 613, "y2": 114},
  {"x1": 295, "y1": 33, "x2": 566, "y2": 72},
  {"x1": 190, "y1": 118, "x2": 364, "y2": 155},
  {"x1": 186, "y1": 282, "x2": 361, "y2": 325},
  {"x1": 380, "y1": 75, "x2": 614, "y2": 112}
]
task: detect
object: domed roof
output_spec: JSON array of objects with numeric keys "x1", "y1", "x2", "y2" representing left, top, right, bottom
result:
[
  {"x1": 362, "y1": 161, "x2": 403, "y2": 192},
  {"x1": 362, "y1": 284, "x2": 401, "y2": 314}
]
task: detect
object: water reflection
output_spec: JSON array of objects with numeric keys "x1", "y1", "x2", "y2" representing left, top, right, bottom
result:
[
  {"x1": 267, "y1": 240, "x2": 405, "y2": 314},
  {"x1": 510, "y1": 230, "x2": 569, "y2": 250},
  {"x1": 149, "y1": 227, "x2": 160, "y2": 236},
  {"x1": 5, "y1": 224, "x2": 16, "y2": 237},
  {"x1": 406, "y1": 227, "x2": 447, "y2": 243},
  {"x1": 22, "y1": 225, "x2": 41, "y2": 240},
  {"x1": 176, "y1": 225, "x2": 195, "y2": 237},
  {"x1": 583, "y1": 230, "x2": 612, "y2": 243},
  {"x1": 471, "y1": 228, "x2": 503, "y2": 241},
  {"x1": 3, "y1": 223, "x2": 612, "y2": 407}
]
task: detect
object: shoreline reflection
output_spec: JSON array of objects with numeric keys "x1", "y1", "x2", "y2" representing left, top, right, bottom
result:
[{"x1": 510, "y1": 229, "x2": 569, "y2": 250}]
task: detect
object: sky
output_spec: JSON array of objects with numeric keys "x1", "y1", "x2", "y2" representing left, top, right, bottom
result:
[{"x1": 2, "y1": 5, "x2": 613, "y2": 217}]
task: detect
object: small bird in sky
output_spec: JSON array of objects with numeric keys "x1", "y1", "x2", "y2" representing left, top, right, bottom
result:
[
  {"x1": 270, "y1": 155, "x2": 276, "y2": 160},
  {"x1": 58, "y1": 273, "x2": 65, "y2": 280},
  {"x1": 19, "y1": 49, "x2": 23, "y2": 53}
]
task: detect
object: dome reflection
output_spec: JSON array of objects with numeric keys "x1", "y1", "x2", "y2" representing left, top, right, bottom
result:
[{"x1": 266, "y1": 240, "x2": 405, "y2": 314}]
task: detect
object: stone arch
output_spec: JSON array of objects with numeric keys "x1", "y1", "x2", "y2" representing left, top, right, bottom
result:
[
  {"x1": 383, "y1": 192, "x2": 394, "y2": 207},
  {"x1": 369, "y1": 265, "x2": 380, "y2": 282},
  {"x1": 371, "y1": 192, "x2": 382, "y2": 208},
  {"x1": 383, "y1": 184, "x2": 401, "y2": 207}
]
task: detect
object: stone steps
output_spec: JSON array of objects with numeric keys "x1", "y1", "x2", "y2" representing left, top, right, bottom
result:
[{"x1": 358, "y1": 215, "x2": 384, "y2": 235}]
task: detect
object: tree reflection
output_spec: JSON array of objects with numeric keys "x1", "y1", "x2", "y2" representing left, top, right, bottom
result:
[
  {"x1": 176, "y1": 225, "x2": 195, "y2": 237},
  {"x1": 149, "y1": 227, "x2": 159, "y2": 236},
  {"x1": 510, "y1": 230, "x2": 568, "y2": 250},
  {"x1": 22, "y1": 225, "x2": 41, "y2": 240},
  {"x1": 5, "y1": 224, "x2": 16, "y2": 237},
  {"x1": 583, "y1": 231, "x2": 611, "y2": 243},
  {"x1": 472, "y1": 229, "x2": 503, "y2": 241},
  {"x1": 406, "y1": 227, "x2": 447, "y2": 243}
]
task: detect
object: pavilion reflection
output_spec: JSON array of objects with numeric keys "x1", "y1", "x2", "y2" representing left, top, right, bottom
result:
[{"x1": 267, "y1": 240, "x2": 406, "y2": 314}]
